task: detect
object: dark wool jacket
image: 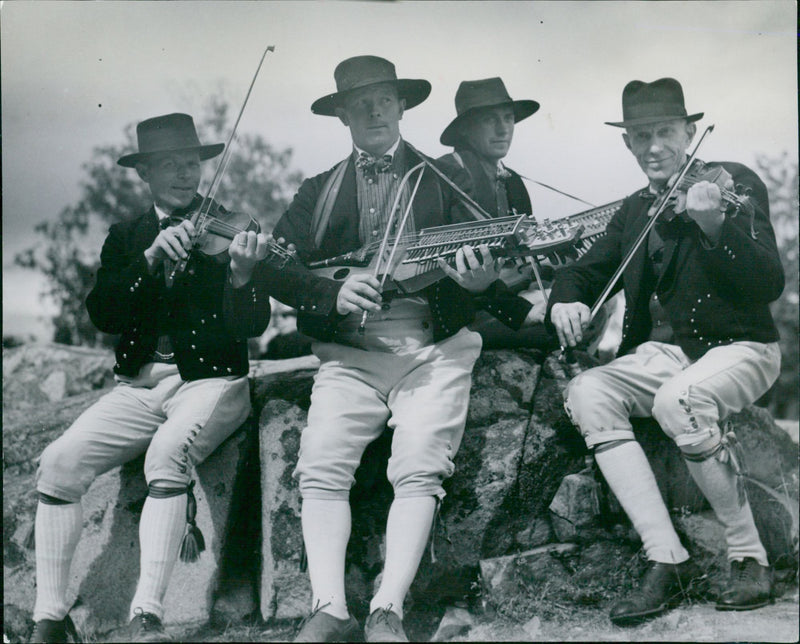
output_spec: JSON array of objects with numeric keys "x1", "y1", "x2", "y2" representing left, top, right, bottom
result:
[
  {"x1": 437, "y1": 148, "x2": 536, "y2": 331},
  {"x1": 547, "y1": 161, "x2": 783, "y2": 361},
  {"x1": 87, "y1": 202, "x2": 271, "y2": 380},
  {"x1": 271, "y1": 141, "x2": 483, "y2": 343}
]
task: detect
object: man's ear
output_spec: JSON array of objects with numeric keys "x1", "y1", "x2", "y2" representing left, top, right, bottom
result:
[
  {"x1": 622, "y1": 132, "x2": 632, "y2": 152},
  {"x1": 685, "y1": 121, "x2": 697, "y2": 143},
  {"x1": 398, "y1": 98, "x2": 406, "y2": 121},
  {"x1": 335, "y1": 107, "x2": 349, "y2": 127},
  {"x1": 135, "y1": 162, "x2": 150, "y2": 182}
]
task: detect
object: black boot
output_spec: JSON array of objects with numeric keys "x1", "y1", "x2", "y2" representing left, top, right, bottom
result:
[
  {"x1": 128, "y1": 610, "x2": 172, "y2": 642},
  {"x1": 610, "y1": 560, "x2": 704, "y2": 626},
  {"x1": 716, "y1": 557, "x2": 773, "y2": 611},
  {"x1": 29, "y1": 615, "x2": 77, "y2": 643}
]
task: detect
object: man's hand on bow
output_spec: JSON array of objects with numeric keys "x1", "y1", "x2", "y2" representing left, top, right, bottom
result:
[
  {"x1": 551, "y1": 301, "x2": 592, "y2": 348},
  {"x1": 144, "y1": 219, "x2": 196, "y2": 272},
  {"x1": 437, "y1": 244, "x2": 504, "y2": 294},
  {"x1": 336, "y1": 274, "x2": 383, "y2": 316}
]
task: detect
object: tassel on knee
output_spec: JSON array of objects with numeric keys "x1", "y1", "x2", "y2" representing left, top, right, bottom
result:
[{"x1": 179, "y1": 480, "x2": 205, "y2": 563}]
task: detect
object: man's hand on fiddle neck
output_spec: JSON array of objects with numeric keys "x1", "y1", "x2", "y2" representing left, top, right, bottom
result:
[{"x1": 228, "y1": 231, "x2": 276, "y2": 287}]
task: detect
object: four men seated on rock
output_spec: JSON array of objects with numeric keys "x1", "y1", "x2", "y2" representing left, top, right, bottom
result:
[{"x1": 29, "y1": 60, "x2": 785, "y2": 642}]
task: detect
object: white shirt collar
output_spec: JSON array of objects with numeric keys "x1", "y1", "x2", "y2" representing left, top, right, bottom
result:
[
  {"x1": 353, "y1": 136, "x2": 402, "y2": 160},
  {"x1": 154, "y1": 204, "x2": 171, "y2": 221}
]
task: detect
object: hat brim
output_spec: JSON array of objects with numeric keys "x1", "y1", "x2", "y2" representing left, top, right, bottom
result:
[
  {"x1": 604, "y1": 112, "x2": 704, "y2": 128},
  {"x1": 440, "y1": 99, "x2": 540, "y2": 147},
  {"x1": 117, "y1": 142, "x2": 225, "y2": 168},
  {"x1": 311, "y1": 79, "x2": 432, "y2": 116}
]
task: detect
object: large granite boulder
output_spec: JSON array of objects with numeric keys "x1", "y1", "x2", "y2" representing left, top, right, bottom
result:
[
  {"x1": 2, "y1": 343, "x2": 116, "y2": 412},
  {"x1": 2, "y1": 345, "x2": 253, "y2": 641},
  {"x1": 4, "y1": 343, "x2": 797, "y2": 641},
  {"x1": 252, "y1": 348, "x2": 591, "y2": 624}
]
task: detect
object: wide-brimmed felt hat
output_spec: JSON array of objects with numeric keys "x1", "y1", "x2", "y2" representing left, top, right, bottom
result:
[
  {"x1": 117, "y1": 113, "x2": 224, "y2": 167},
  {"x1": 605, "y1": 78, "x2": 703, "y2": 128},
  {"x1": 310, "y1": 55, "x2": 431, "y2": 117},
  {"x1": 440, "y1": 77, "x2": 539, "y2": 146}
]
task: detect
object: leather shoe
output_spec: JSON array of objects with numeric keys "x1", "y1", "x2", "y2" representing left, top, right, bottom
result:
[
  {"x1": 294, "y1": 605, "x2": 361, "y2": 643},
  {"x1": 610, "y1": 559, "x2": 704, "y2": 626},
  {"x1": 29, "y1": 615, "x2": 78, "y2": 643},
  {"x1": 128, "y1": 610, "x2": 172, "y2": 642},
  {"x1": 364, "y1": 606, "x2": 408, "y2": 642},
  {"x1": 716, "y1": 557, "x2": 773, "y2": 611}
]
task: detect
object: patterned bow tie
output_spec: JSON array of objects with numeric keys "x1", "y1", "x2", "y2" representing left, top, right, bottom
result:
[
  {"x1": 356, "y1": 153, "x2": 393, "y2": 176},
  {"x1": 496, "y1": 165, "x2": 512, "y2": 181}
]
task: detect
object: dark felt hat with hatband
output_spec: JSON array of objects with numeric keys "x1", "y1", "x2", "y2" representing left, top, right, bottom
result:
[
  {"x1": 605, "y1": 78, "x2": 703, "y2": 128},
  {"x1": 310, "y1": 55, "x2": 431, "y2": 117},
  {"x1": 440, "y1": 77, "x2": 539, "y2": 147},
  {"x1": 117, "y1": 113, "x2": 224, "y2": 168}
]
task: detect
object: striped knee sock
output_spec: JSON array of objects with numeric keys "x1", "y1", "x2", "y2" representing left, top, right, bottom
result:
[
  {"x1": 683, "y1": 455, "x2": 768, "y2": 566},
  {"x1": 129, "y1": 494, "x2": 187, "y2": 621},
  {"x1": 595, "y1": 440, "x2": 690, "y2": 563},
  {"x1": 33, "y1": 500, "x2": 82, "y2": 621}
]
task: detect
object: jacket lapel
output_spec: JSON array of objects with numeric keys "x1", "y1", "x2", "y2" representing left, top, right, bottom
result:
[{"x1": 622, "y1": 195, "x2": 653, "y2": 304}]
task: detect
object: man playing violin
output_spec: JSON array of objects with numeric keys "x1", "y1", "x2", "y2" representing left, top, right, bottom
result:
[
  {"x1": 30, "y1": 113, "x2": 281, "y2": 643},
  {"x1": 269, "y1": 55, "x2": 501, "y2": 642},
  {"x1": 547, "y1": 79, "x2": 783, "y2": 625}
]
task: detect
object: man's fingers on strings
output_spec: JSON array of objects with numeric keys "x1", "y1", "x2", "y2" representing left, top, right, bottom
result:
[
  {"x1": 255, "y1": 233, "x2": 271, "y2": 259},
  {"x1": 436, "y1": 257, "x2": 461, "y2": 282},
  {"x1": 461, "y1": 245, "x2": 481, "y2": 271},
  {"x1": 453, "y1": 248, "x2": 469, "y2": 274},
  {"x1": 477, "y1": 243, "x2": 498, "y2": 268}
]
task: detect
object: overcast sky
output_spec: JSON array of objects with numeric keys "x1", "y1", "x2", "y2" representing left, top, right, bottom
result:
[{"x1": 2, "y1": 0, "x2": 797, "y2": 340}]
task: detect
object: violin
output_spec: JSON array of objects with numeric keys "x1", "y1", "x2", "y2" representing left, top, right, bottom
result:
[
  {"x1": 165, "y1": 197, "x2": 294, "y2": 286},
  {"x1": 651, "y1": 158, "x2": 755, "y2": 224},
  {"x1": 177, "y1": 199, "x2": 293, "y2": 264}
]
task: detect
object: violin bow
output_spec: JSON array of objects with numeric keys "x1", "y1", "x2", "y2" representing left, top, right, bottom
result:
[{"x1": 167, "y1": 45, "x2": 276, "y2": 287}]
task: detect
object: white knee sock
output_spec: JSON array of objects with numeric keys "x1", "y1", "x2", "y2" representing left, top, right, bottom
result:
[
  {"x1": 683, "y1": 455, "x2": 768, "y2": 566},
  {"x1": 302, "y1": 498, "x2": 351, "y2": 619},
  {"x1": 129, "y1": 494, "x2": 187, "y2": 621},
  {"x1": 33, "y1": 501, "x2": 83, "y2": 621},
  {"x1": 595, "y1": 441, "x2": 689, "y2": 563},
  {"x1": 370, "y1": 496, "x2": 436, "y2": 619}
]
